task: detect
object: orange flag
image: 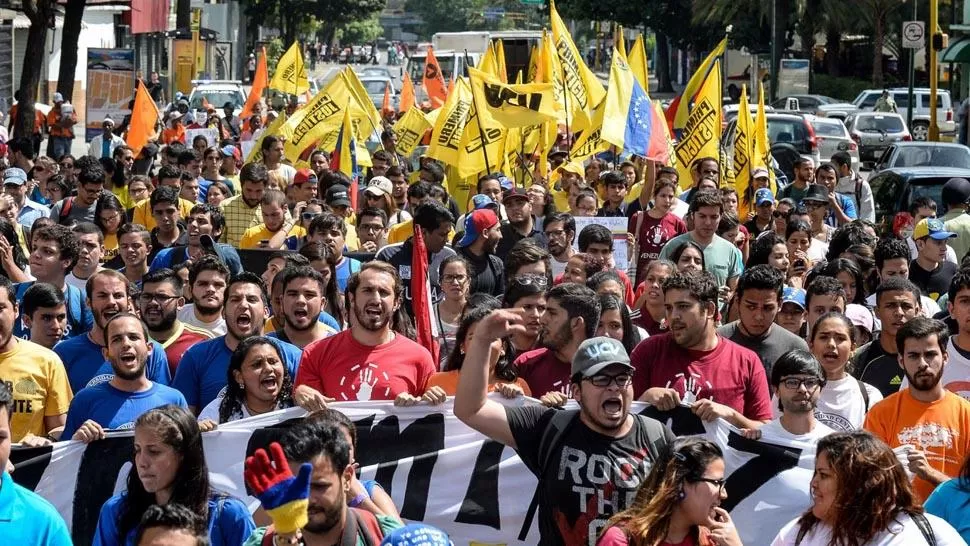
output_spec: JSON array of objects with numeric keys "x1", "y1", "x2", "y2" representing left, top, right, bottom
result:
[
  {"x1": 126, "y1": 80, "x2": 158, "y2": 157},
  {"x1": 382, "y1": 82, "x2": 392, "y2": 115},
  {"x1": 241, "y1": 47, "x2": 268, "y2": 119},
  {"x1": 399, "y1": 72, "x2": 415, "y2": 113},
  {"x1": 423, "y1": 47, "x2": 448, "y2": 107},
  {"x1": 445, "y1": 77, "x2": 454, "y2": 98}
]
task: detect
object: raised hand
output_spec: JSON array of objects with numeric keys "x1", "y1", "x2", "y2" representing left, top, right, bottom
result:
[{"x1": 244, "y1": 441, "x2": 312, "y2": 534}]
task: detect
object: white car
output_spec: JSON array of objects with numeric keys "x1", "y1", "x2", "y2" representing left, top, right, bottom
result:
[{"x1": 188, "y1": 80, "x2": 246, "y2": 119}]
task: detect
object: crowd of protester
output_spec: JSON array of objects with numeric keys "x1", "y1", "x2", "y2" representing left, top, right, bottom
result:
[{"x1": 2, "y1": 122, "x2": 970, "y2": 546}]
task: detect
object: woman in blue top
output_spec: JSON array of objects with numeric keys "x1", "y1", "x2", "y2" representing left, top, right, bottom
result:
[
  {"x1": 307, "y1": 408, "x2": 402, "y2": 522},
  {"x1": 926, "y1": 452, "x2": 970, "y2": 543},
  {"x1": 93, "y1": 405, "x2": 255, "y2": 546}
]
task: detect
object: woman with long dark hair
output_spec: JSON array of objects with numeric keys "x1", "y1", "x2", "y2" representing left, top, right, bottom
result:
[
  {"x1": 818, "y1": 258, "x2": 868, "y2": 306},
  {"x1": 773, "y1": 431, "x2": 963, "y2": 545},
  {"x1": 596, "y1": 294, "x2": 644, "y2": 354},
  {"x1": 198, "y1": 336, "x2": 296, "y2": 423},
  {"x1": 671, "y1": 241, "x2": 706, "y2": 274},
  {"x1": 926, "y1": 451, "x2": 970, "y2": 542},
  {"x1": 93, "y1": 405, "x2": 255, "y2": 545},
  {"x1": 633, "y1": 259, "x2": 674, "y2": 336},
  {"x1": 597, "y1": 437, "x2": 743, "y2": 546}
]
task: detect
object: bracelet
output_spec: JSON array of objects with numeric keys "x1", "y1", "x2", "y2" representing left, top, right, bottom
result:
[{"x1": 348, "y1": 492, "x2": 368, "y2": 508}]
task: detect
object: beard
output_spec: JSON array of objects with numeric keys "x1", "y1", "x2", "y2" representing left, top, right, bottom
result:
[
  {"x1": 906, "y1": 367, "x2": 943, "y2": 391},
  {"x1": 303, "y1": 495, "x2": 345, "y2": 535},
  {"x1": 484, "y1": 236, "x2": 501, "y2": 254},
  {"x1": 145, "y1": 310, "x2": 178, "y2": 333},
  {"x1": 353, "y1": 302, "x2": 392, "y2": 332},
  {"x1": 194, "y1": 298, "x2": 222, "y2": 316},
  {"x1": 111, "y1": 358, "x2": 147, "y2": 380},
  {"x1": 539, "y1": 321, "x2": 571, "y2": 352},
  {"x1": 285, "y1": 310, "x2": 318, "y2": 332}
]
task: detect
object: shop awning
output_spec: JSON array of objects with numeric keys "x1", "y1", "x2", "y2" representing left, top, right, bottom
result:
[{"x1": 942, "y1": 36, "x2": 970, "y2": 63}]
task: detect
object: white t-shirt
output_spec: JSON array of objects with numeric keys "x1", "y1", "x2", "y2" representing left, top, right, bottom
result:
[
  {"x1": 198, "y1": 395, "x2": 252, "y2": 423},
  {"x1": 771, "y1": 376, "x2": 882, "y2": 432},
  {"x1": 807, "y1": 238, "x2": 828, "y2": 263},
  {"x1": 177, "y1": 304, "x2": 227, "y2": 336},
  {"x1": 65, "y1": 269, "x2": 102, "y2": 292},
  {"x1": 772, "y1": 512, "x2": 964, "y2": 546},
  {"x1": 900, "y1": 338, "x2": 970, "y2": 400},
  {"x1": 758, "y1": 418, "x2": 837, "y2": 443}
]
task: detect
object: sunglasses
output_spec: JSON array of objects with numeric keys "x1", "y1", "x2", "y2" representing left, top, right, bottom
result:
[{"x1": 772, "y1": 211, "x2": 789, "y2": 218}]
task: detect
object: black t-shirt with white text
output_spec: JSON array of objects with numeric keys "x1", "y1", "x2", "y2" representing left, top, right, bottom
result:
[
  {"x1": 909, "y1": 259, "x2": 958, "y2": 301},
  {"x1": 505, "y1": 405, "x2": 674, "y2": 546}
]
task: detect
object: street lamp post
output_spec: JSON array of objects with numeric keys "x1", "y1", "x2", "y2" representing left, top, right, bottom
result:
[
  {"x1": 930, "y1": 0, "x2": 940, "y2": 141},
  {"x1": 908, "y1": 0, "x2": 917, "y2": 131}
]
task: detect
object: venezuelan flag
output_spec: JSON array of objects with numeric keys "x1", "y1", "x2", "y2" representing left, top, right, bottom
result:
[
  {"x1": 331, "y1": 105, "x2": 359, "y2": 210},
  {"x1": 601, "y1": 50, "x2": 670, "y2": 162}
]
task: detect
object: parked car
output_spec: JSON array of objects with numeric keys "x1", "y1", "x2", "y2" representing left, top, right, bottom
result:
[
  {"x1": 844, "y1": 112, "x2": 911, "y2": 164},
  {"x1": 771, "y1": 94, "x2": 841, "y2": 111},
  {"x1": 722, "y1": 112, "x2": 821, "y2": 169},
  {"x1": 359, "y1": 75, "x2": 398, "y2": 111},
  {"x1": 868, "y1": 167, "x2": 970, "y2": 232},
  {"x1": 188, "y1": 80, "x2": 246, "y2": 118},
  {"x1": 358, "y1": 66, "x2": 398, "y2": 84},
  {"x1": 811, "y1": 117, "x2": 860, "y2": 165},
  {"x1": 721, "y1": 103, "x2": 774, "y2": 131},
  {"x1": 872, "y1": 142, "x2": 970, "y2": 174},
  {"x1": 841, "y1": 88, "x2": 955, "y2": 140}
]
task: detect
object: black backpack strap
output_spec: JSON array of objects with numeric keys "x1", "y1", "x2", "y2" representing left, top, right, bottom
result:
[
  {"x1": 909, "y1": 512, "x2": 937, "y2": 546},
  {"x1": 856, "y1": 379, "x2": 871, "y2": 412}
]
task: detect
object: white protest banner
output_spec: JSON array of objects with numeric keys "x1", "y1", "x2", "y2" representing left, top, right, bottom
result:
[
  {"x1": 185, "y1": 128, "x2": 219, "y2": 148},
  {"x1": 10, "y1": 399, "x2": 815, "y2": 546},
  {"x1": 571, "y1": 216, "x2": 629, "y2": 272}
]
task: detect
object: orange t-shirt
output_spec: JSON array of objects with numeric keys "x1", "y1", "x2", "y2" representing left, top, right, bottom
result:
[
  {"x1": 162, "y1": 125, "x2": 186, "y2": 144},
  {"x1": 47, "y1": 109, "x2": 76, "y2": 138},
  {"x1": 864, "y1": 389, "x2": 970, "y2": 500},
  {"x1": 426, "y1": 370, "x2": 532, "y2": 397},
  {"x1": 9, "y1": 105, "x2": 46, "y2": 134}
]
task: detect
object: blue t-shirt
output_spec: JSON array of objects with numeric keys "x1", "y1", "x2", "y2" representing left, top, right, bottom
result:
[
  {"x1": 62, "y1": 382, "x2": 187, "y2": 439},
  {"x1": 0, "y1": 471, "x2": 71, "y2": 545},
  {"x1": 824, "y1": 194, "x2": 858, "y2": 227},
  {"x1": 172, "y1": 336, "x2": 301, "y2": 410},
  {"x1": 926, "y1": 478, "x2": 970, "y2": 543},
  {"x1": 13, "y1": 281, "x2": 93, "y2": 340},
  {"x1": 149, "y1": 243, "x2": 243, "y2": 275},
  {"x1": 335, "y1": 256, "x2": 361, "y2": 292},
  {"x1": 93, "y1": 492, "x2": 255, "y2": 546},
  {"x1": 53, "y1": 334, "x2": 171, "y2": 394}
]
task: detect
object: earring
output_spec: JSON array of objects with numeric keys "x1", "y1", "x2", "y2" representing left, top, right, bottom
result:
[
  {"x1": 677, "y1": 489, "x2": 685, "y2": 500},
  {"x1": 238, "y1": 383, "x2": 245, "y2": 390}
]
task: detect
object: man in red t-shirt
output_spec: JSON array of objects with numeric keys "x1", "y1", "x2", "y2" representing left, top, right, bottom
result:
[
  {"x1": 631, "y1": 270, "x2": 772, "y2": 428},
  {"x1": 514, "y1": 283, "x2": 601, "y2": 402},
  {"x1": 138, "y1": 268, "x2": 214, "y2": 376},
  {"x1": 293, "y1": 261, "x2": 435, "y2": 405}
]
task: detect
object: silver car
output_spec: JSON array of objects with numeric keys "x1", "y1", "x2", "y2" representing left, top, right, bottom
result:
[
  {"x1": 812, "y1": 118, "x2": 860, "y2": 165},
  {"x1": 359, "y1": 76, "x2": 398, "y2": 111},
  {"x1": 872, "y1": 142, "x2": 970, "y2": 174},
  {"x1": 845, "y1": 112, "x2": 912, "y2": 163}
]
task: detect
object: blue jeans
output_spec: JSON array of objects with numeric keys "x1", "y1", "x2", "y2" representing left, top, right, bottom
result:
[{"x1": 50, "y1": 136, "x2": 72, "y2": 160}]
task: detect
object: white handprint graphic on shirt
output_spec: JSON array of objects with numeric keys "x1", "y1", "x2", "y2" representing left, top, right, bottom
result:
[{"x1": 357, "y1": 368, "x2": 379, "y2": 401}]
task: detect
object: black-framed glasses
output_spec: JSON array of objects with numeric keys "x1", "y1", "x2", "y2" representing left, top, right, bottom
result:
[
  {"x1": 780, "y1": 377, "x2": 822, "y2": 390},
  {"x1": 441, "y1": 274, "x2": 468, "y2": 284},
  {"x1": 586, "y1": 373, "x2": 633, "y2": 388},
  {"x1": 544, "y1": 228, "x2": 567, "y2": 238},
  {"x1": 138, "y1": 293, "x2": 179, "y2": 305},
  {"x1": 691, "y1": 477, "x2": 727, "y2": 490}
]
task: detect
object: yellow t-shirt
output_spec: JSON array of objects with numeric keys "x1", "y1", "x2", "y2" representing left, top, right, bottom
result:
[
  {"x1": 131, "y1": 197, "x2": 196, "y2": 230},
  {"x1": 241, "y1": 224, "x2": 308, "y2": 250},
  {"x1": 111, "y1": 184, "x2": 136, "y2": 210},
  {"x1": 0, "y1": 339, "x2": 73, "y2": 442},
  {"x1": 102, "y1": 232, "x2": 119, "y2": 264},
  {"x1": 625, "y1": 181, "x2": 644, "y2": 204}
]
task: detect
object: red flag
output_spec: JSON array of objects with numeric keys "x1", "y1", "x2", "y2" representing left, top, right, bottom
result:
[{"x1": 412, "y1": 226, "x2": 439, "y2": 364}]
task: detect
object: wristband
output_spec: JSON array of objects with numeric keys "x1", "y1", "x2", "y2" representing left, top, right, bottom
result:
[{"x1": 348, "y1": 492, "x2": 368, "y2": 508}]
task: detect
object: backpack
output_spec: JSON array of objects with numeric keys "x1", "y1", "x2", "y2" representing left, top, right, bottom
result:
[{"x1": 57, "y1": 196, "x2": 75, "y2": 224}]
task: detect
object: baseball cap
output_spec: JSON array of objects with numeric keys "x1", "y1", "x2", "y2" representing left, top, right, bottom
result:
[
  {"x1": 294, "y1": 168, "x2": 318, "y2": 186},
  {"x1": 167, "y1": 111, "x2": 182, "y2": 122},
  {"x1": 913, "y1": 218, "x2": 957, "y2": 241},
  {"x1": 469, "y1": 194, "x2": 499, "y2": 211},
  {"x1": 326, "y1": 185, "x2": 351, "y2": 208},
  {"x1": 380, "y1": 524, "x2": 451, "y2": 546},
  {"x1": 845, "y1": 304, "x2": 874, "y2": 334},
  {"x1": 3, "y1": 168, "x2": 27, "y2": 186},
  {"x1": 457, "y1": 209, "x2": 499, "y2": 248},
  {"x1": 942, "y1": 177, "x2": 970, "y2": 206},
  {"x1": 365, "y1": 176, "x2": 393, "y2": 198},
  {"x1": 52, "y1": 92, "x2": 63, "y2": 103},
  {"x1": 571, "y1": 337, "x2": 633, "y2": 379},
  {"x1": 497, "y1": 174, "x2": 513, "y2": 190},
  {"x1": 556, "y1": 161, "x2": 584, "y2": 177},
  {"x1": 752, "y1": 167, "x2": 770, "y2": 179},
  {"x1": 503, "y1": 187, "x2": 529, "y2": 204},
  {"x1": 782, "y1": 287, "x2": 806, "y2": 310},
  {"x1": 755, "y1": 188, "x2": 774, "y2": 206},
  {"x1": 220, "y1": 145, "x2": 241, "y2": 160}
]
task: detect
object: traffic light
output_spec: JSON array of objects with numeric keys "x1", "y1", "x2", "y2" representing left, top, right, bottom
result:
[{"x1": 933, "y1": 33, "x2": 949, "y2": 51}]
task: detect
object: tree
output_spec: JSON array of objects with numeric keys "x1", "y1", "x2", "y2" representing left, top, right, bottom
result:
[
  {"x1": 56, "y1": 0, "x2": 87, "y2": 102},
  {"x1": 337, "y1": 16, "x2": 384, "y2": 45},
  {"x1": 15, "y1": 0, "x2": 55, "y2": 140}
]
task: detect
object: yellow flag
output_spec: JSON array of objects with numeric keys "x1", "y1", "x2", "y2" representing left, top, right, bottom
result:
[
  {"x1": 754, "y1": 81, "x2": 776, "y2": 192},
  {"x1": 468, "y1": 67, "x2": 560, "y2": 128},
  {"x1": 341, "y1": 68, "x2": 383, "y2": 134},
  {"x1": 527, "y1": 44, "x2": 541, "y2": 83},
  {"x1": 427, "y1": 78, "x2": 474, "y2": 168},
  {"x1": 393, "y1": 108, "x2": 432, "y2": 156},
  {"x1": 246, "y1": 112, "x2": 293, "y2": 163},
  {"x1": 281, "y1": 70, "x2": 376, "y2": 161},
  {"x1": 670, "y1": 37, "x2": 727, "y2": 131},
  {"x1": 457, "y1": 98, "x2": 506, "y2": 178},
  {"x1": 674, "y1": 60, "x2": 722, "y2": 185},
  {"x1": 601, "y1": 49, "x2": 633, "y2": 150},
  {"x1": 268, "y1": 42, "x2": 309, "y2": 95},
  {"x1": 479, "y1": 44, "x2": 499, "y2": 78},
  {"x1": 734, "y1": 86, "x2": 755, "y2": 217},
  {"x1": 615, "y1": 28, "x2": 627, "y2": 61},
  {"x1": 495, "y1": 40, "x2": 508, "y2": 83},
  {"x1": 629, "y1": 35, "x2": 650, "y2": 93},
  {"x1": 550, "y1": 0, "x2": 606, "y2": 125},
  {"x1": 570, "y1": 99, "x2": 609, "y2": 162}
]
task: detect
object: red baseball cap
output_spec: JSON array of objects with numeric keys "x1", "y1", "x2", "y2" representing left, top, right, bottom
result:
[
  {"x1": 293, "y1": 168, "x2": 318, "y2": 186},
  {"x1": 458, "y1": 209, "x2": 499, "y2": 247}
]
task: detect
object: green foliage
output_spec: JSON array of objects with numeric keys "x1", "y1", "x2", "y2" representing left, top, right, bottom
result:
[
  {"x1": 337, "y1": 16, "x2": 383, "y2": 44},
  {"x1": 266, "y1": 38, "x2": 284, "y2": 79},
  {"x1": 405, "y1": 0, "x2": 547, "y2": 39},
  {"x1": 811, "y1": 74, "x2": 871, "y2": 101}
]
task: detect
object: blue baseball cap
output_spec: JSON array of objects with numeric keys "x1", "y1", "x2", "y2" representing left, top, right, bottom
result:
[
  {"x1": 755, "y1": 188, "x2": 774, "y2": 206},
  {"x1": 782, "y1": 287, "x2": 806, "y2": 310},
  {"x1": 469, "y1": 194, "x2": 498, "y2": 211},
  {"x1": 913, "y1": 218, "x2": 957, "y2": 241},
  {"x1": 380, "y1": 524, "x2": 451, "y2": 546},
  {"x1": 3, "y1": 167, "x2": 27, "y2": 186}
]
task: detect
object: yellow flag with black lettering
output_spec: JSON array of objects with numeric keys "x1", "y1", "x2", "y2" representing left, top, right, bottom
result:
[
  {"x1": 457, "y1": 98, "x2": 506, "y2": 178},
  {"x1": 550, "y1": 0, "x2": 605, "y2": 126},
  {"x1": 268, "y1": 42, "x2": 309, "y2": 95},
  {"x1": 478, "y1": 44, "x2": 499, "y2": 78},
  {"x1": 393, "y1": 108, "x2": 432, "y2": 156},
  {"x1": 246, "y1": 112, "x2": 293, "y2": 163},
  {"x1": 734, "y1": 85, "x2": 755, "y2": 217},
  {"x1": 427, "y1": 78, "x2": 474, "y2": 168},
  {"x1": 674, "y1": 60, "x2": 722, "y2": 185},
  {"x1": 281, "y1": 72, "x2": 357, "y2": 161},
  {"x1": 570, "y1": 99, "x2": 608, "y2": 162},
  {"x1": 468, "y1": 67, "x2": 560, "y2": 128}
]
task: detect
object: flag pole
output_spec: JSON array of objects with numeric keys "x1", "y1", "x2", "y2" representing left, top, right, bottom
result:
[{"x1": 465, "y1": 49, "x2": 492, "y2": 174}]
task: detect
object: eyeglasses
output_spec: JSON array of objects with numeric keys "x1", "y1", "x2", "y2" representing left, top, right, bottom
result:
[
  {"x1": 442, "y1": 274, "x2": 468, "y2": 284},
  {"x1": 138, "y1": 293, "x2": 179, "y2": 305},
  {"x1": 60, "y1": 163, "x2": 73, "y2": 169},
  {"x1": 100, "y1": 212, "x2": 122, "y2": 223},
  {"x1": 544, "y1": 229, "x2": 567, "y2": 238},
  {"x1": 359, "y1": 224, "x2": 385, "y2": 233},
  {"x1": 585, "y1": 373, "x2": 633, "y2": 388},
  {"x1": 780, "y1": 377, "x2": 822, "y2": 390},
  {"x1": 302, "y1": 212, "x2": 320, "y2": 221},
  {"x1": 513, "y1": 274, "x2": 548, "y2": 288},
  {"x1": 691, "y1": 477, "x2": 727, "y2": 491},
  {"x1": 772, "y1": 211, "x2": 789, "y2": 218}
]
